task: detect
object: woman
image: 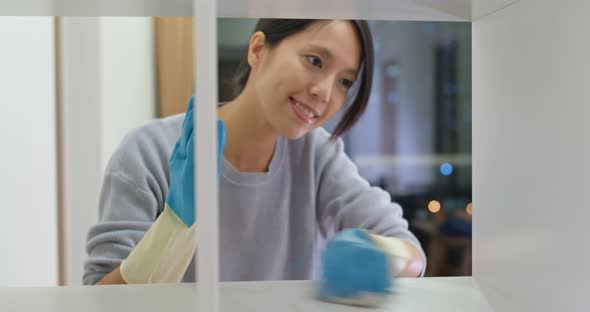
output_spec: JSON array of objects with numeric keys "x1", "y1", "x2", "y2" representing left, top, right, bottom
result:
[{"x1": 84, "y1": 19, "x2": 426, "y2": 285}]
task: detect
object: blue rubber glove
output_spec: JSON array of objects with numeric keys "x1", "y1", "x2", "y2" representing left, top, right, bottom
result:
[
  {"x1": 166, "y1": 96, "x2": 226, "y2": 227},
  {"x1": 320, "y1": 229, "x2": 392, "y2": 306}
]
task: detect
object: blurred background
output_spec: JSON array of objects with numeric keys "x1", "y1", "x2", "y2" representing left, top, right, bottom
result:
[{"x1": 0, "y1": 17, "x2": 470, "y2": 287}]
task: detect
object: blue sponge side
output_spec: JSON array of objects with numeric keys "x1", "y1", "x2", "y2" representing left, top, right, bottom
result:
[{"x1": 319, "y1": 229, "x2": 392, "y2": 300}]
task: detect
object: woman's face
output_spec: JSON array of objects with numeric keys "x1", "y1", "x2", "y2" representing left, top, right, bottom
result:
[{"x1": 248, "y1": 20, "x2": 362, "y2": 139}]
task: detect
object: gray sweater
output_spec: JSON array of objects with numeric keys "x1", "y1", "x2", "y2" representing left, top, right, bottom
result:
[{"x1": 83, "y1": 114, "x2": 425, "y2": 285}]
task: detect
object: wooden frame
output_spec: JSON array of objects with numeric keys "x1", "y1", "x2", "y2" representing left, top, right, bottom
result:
[{"x1": 155, "y1": 17, "x2": 194, "y2": 117}]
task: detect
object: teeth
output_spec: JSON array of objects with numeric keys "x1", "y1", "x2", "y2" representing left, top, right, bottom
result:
[{"x1": 294, "y1": 100, "x2": 315, "y2": 119}]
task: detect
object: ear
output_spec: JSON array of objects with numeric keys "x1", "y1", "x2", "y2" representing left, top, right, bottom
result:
[{"x1": 247, "y1": 31, "x2": 266, "y2": 70}]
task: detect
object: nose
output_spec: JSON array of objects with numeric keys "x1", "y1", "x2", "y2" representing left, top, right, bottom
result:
[{"x1": 309, "y1": 76, "x2": 334, "y2": 104}]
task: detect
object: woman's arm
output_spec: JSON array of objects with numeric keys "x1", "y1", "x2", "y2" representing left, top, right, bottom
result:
[
  {"x1": 315, "y1": 133, "x2": 427, "y2": 276},
  {"x1": 98, "y1": 266, "x2": 127, "y2": 285},
  {"x1": 84, "y1": 171, "x2": 160, "y2": 285},
  {"x1": 90, "y1": 176, "x2": 199, "y2": 286}
]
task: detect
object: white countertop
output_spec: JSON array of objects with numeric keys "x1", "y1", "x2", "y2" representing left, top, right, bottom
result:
[{"x1": 0, "y1": 277, "x2": 492, "y2": 312}]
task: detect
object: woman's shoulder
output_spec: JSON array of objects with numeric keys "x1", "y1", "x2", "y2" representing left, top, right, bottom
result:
[
  {"x1": 288, "y1": 127, "x2": 346, "y2": 163},
  {"x1": 105, "y1": 114, "x2": 184, "y2": 176},
  {"x1": 124, "y1": 114, "x2": 184, "y2": 146},
  {"x1": 303, "y1": 127, "x2": 344, "y2": 151}
]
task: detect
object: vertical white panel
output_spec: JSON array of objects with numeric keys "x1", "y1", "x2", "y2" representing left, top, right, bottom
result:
[
  {"x1": 60, "y1": 17, "x2": 103, "y2": 286},
  {"x1": 100, "y1": 17, "x2": 157, "y2": 171},
  {"x1": 473, "y1": 0, "x2": 589, "y2": 311},
  {"x1": 195, "y1": 1, "x2": 219, "y2": 312},
  {"x1": 0, "y1": 17, "x2": 58, "y2": 287},
  {"x1": 60, "y1": 17, "x2": 157, "y2": 285}
]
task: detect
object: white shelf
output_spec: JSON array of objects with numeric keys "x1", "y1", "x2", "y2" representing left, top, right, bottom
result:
[
  {"x1": 471, "y1": 0, "x2": 519, "y2": 19},
  {"x1": 217, "y1": 0, "x2": 472, "y2": 21},
  {"x1": 0, "y1": 277, "x2": 491, "y2": 312},
  {"x1": 1, "y1": 0, "x2": 519, "y2": 21}
]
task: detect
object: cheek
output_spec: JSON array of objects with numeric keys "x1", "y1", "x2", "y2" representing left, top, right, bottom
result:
[
  {"x1": 281, "y1": 66, "x2": 307, "y2": 93},
  {"x1": 274, "y1": 55, "x2": 311, "y2": 88},
  {"x1": 261, "y1": 64, "x2": 299, "y2": 100}
]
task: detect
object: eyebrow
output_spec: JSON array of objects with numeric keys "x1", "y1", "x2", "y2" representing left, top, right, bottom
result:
[{"x1": 307, "y1": 44, "x2": 359, "y2": 78}]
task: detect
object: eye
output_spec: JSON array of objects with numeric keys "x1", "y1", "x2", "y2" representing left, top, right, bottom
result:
[
  {"x1": 306, "y1": 55, "x2": 322, "y2": 68},
  {"x1": 341, "y1": 79, "x2": 354, "y2": 88}
]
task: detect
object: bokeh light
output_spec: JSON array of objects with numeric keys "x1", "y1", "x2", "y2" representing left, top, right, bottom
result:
[
  {"x1": 439, "y1": 162, "x2": 454, "y2": 176},
  {"x1": 428, "y1": 200, "x2": 441, "y2": 213}
]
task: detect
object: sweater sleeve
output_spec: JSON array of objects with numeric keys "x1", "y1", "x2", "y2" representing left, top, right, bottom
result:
[
  {"x1": 82, "y1": 117, "x2": 179, "y2": 285},
  {"x1": 83, "y1": 172, "x2": 160, "y2": 285},
  {"x1": 315, "y1": 136, "x2": 426, "y2": 273}
]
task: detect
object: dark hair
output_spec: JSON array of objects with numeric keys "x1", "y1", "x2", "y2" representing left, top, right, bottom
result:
[{"x1": 232, "y1": 19, "x2": 374, "y2": 139}]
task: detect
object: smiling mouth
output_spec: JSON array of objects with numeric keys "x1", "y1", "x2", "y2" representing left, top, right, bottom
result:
[{"x1": 289, "y1": 97, "x2": 318, "y2": 124}]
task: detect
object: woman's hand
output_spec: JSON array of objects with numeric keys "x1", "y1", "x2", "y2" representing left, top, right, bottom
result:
[
  {"x1": 319, "y1": 229, "x2": 425, "y2": 306},
  {"x1": 368, "y1": 233, "x2": 425, "y2": 277}
]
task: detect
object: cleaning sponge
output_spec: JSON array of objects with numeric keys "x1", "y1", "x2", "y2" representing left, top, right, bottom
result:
[{"x1": 319, "y1": 229, "x2": 393, "y2": 307}]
